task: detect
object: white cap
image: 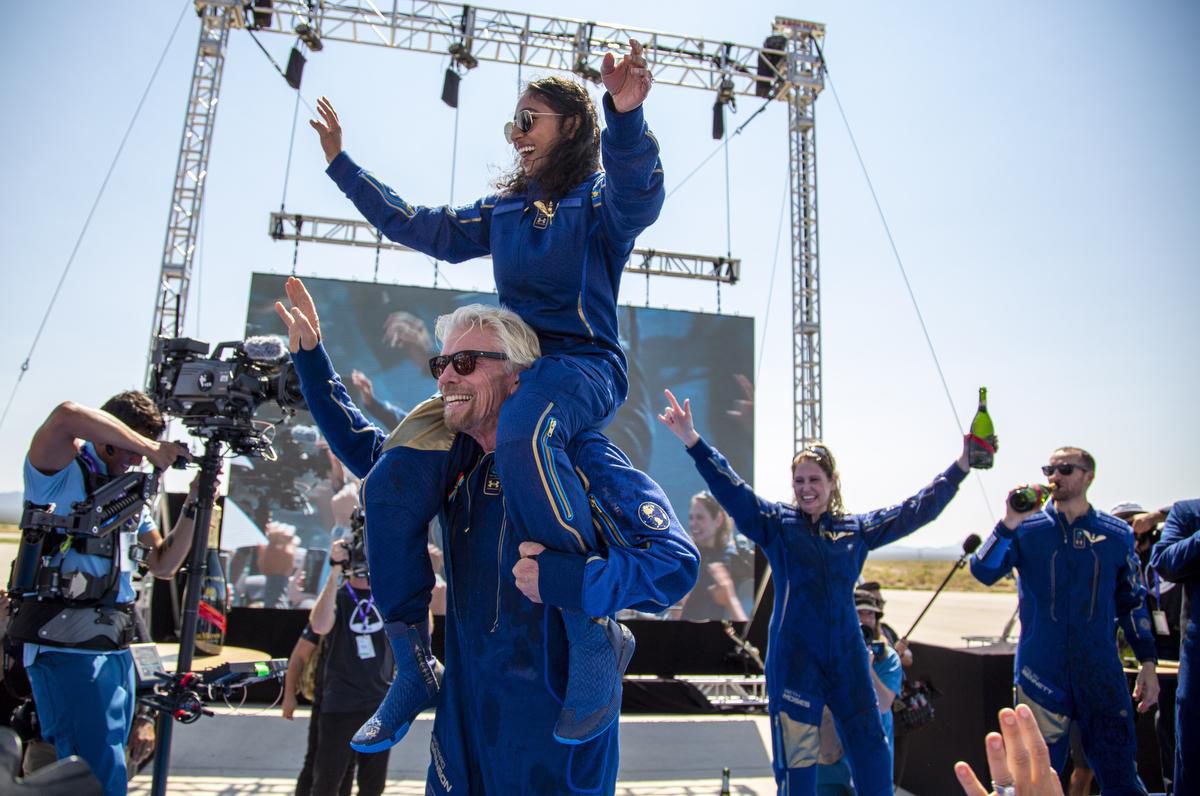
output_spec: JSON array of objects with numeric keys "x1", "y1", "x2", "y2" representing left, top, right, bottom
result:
[{"x1": 1109, "y1": 501, "x2": 1145, "y2": 518}]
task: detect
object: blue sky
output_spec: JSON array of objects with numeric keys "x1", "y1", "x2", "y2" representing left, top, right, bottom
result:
[{"x1": 1, "y1": 1, "x2": 1196, "y2": 548}]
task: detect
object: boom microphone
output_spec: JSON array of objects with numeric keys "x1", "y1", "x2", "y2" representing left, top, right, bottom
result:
[
  {"x1": 243, "y1": 335, "x2": 289, "y2": 363},
  {"x1": 901, "y1": 533, "x2": 982, "y2": 642}
]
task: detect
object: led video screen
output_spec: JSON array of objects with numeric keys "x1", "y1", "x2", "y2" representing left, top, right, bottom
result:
[{"x1": 223, "y1": 273, "x2": 755, "y2": 623}]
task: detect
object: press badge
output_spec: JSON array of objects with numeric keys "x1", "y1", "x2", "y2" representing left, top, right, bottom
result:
[
  {"x1": 356, "y1": 634, "x2": 376, "y2": 659},
  {"x1": 1153, "y1": 610, "x2": 1170, "y2": 636}
]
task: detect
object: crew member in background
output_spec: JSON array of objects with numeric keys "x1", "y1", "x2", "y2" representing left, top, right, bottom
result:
[
  {"x1": 1151, "y1": 499, "x2": 1199, "y2": 796},
  {"x1": 302, "y1": 537, "x2": 393, "y2": 796},
  {"x1": 1115, "y1": 500, "x2": 1182, "y2": 794},
  {"x1": 6, "y1": 392, "x2": 195, "y2": 795},
  {"x1": 856, "y1": 590, "x2": 903, "y2": 759},
  {"x1": 971, "y1": 446, "x2": 1158, "y2": 795}
]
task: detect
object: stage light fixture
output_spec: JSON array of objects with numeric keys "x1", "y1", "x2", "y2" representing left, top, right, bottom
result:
[
  {"x1": 448, "y1": 42, "x2": 479, "y2": 71},
  {"x1": 712, "y1": 77, "x2": 736, "y2": 140},
  {"x1": 295, "y1": 20, "x2": 322, "y2": 51},
  {"x1": 572, "y1": 55, "x2": 603, "y2": 85},
  {"x1": 441, "y1": 42, "x2": 479, "y2": 108}
]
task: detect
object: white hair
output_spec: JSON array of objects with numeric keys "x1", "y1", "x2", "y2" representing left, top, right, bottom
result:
[{"x1": 435, "y1": 304, "x2": 540, "y2": 371}]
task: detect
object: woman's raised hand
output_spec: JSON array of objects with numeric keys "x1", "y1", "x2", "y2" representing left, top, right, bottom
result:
[
  {"x1": 309, "y1": 96, "x2": 344, "y2": 164},
  {"x1": 602, "y1": 38, "x2": 653, "y2": 113},
  {"x1": 657, "y1": 388, "x2": 700, "y2": 448}
]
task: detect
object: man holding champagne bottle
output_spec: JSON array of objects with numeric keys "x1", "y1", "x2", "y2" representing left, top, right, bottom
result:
[{"x1": 970, "y1": 446, "x2": 1159, "y2": 794}]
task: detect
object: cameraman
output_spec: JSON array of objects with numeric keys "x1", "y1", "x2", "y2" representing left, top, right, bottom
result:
[
  {"x1": 856, "y1": 590, "x2": 903, "y2": 757},
  {"x1": 7, "y1": 392, "x2": 194, "y2": 795},
  {"x1": 304, "y1": 535, "x2": 393, "y2": 796}
]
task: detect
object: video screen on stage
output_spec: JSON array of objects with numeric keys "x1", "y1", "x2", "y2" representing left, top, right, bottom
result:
[{"x1": 222, "y1": 273, "x2": 755, "y2": 621}]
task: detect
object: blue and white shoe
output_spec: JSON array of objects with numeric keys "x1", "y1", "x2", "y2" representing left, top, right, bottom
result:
[
  {"x1": 351, "y1": 619, "x2": 442, "y2": 753},
  {"x1": 553, "y1": 612, "x2": 635, "y2": 745}
]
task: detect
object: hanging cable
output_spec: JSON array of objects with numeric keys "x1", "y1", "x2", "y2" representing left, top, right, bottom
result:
[
  {"x1": 245, "y1": 29, "x2": 317, "y2": 115},
  {"x1": 665, "y1": 94, "x2": 773, "y2": 202},
  {"x1": 436, "y1": 86, "x2": 463, "y2": 289},
  {"x1": 0, "y1": 0, "x2": 190, "y2": 434},
  {"x1": 718, "y1": 125, "x2": 734, "y2": 314},
  {"x1": 291, "y1": 215, "x2": 302, "y2": 276},
  {"x1": 756, "y1": 172, "x2": 790, "y2": 383},
  {"x1": 373, "y1": 229, "x2": 383, "y2": 282},
  {"x1": 279, "y1": 90, "x2": 302, "y2": 215},
  {"x1": 811, "y1": 40, "x2": 995, "y2": 522}
]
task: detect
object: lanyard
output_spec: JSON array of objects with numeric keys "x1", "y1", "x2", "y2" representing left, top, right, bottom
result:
[
  {"x1": 342, "y1": 581, "x2": 376, "y2": 630},
  {"x1": 1143, "y1": 562, "x2": 1161, "y2": 603}
]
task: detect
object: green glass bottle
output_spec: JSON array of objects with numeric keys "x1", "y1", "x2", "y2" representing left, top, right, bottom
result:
[
  {"x1": 1008, "y1": 484, "x2": 1052, "y2": 513},
  {"x1": 968, "y1": 387, "x2": 997, "y2": 469}
]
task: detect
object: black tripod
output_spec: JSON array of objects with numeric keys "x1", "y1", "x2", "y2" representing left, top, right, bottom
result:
[{"x1": 149, "y1": 438, "x2": 224, "y2": 796}]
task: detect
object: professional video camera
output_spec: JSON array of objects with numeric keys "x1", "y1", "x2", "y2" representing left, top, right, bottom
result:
[
  {"x1": 345, "y1": 505, "x2": 368, "y2": 579},
  {"x1": 148, "y1": 335, "x2": 305, "y2": 457}
]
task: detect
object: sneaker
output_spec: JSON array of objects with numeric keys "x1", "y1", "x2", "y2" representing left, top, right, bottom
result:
[
  {"x1": 351, "y1": 620, "x2": 442, "y2": 753},
  {"x1": 553, "y1": 612, "x2": 635, "y2": 745}
]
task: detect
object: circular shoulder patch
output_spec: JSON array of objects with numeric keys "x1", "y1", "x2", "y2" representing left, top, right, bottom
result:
[{"x1": 638, "y1": 501, "x2": 669, "y2": 531}]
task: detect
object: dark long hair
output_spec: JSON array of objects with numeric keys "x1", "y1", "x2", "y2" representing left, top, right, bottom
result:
[{"x1": 496, "y1": 76, "x2": 600, "y2": 202}]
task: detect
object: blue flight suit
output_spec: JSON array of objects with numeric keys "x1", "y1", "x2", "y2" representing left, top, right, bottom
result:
[
  {"x1": 1150, "y1": 499, "x2": 1200, "y2": 795},
  {"x1": 684, "y1": 437, "x2": 966, "y2": 796},
  {"x1": 971, "y1": 503, "x2": 1157, "y2": 795},
  {"x1": 20, "y1": 443, "x2": 152, "y2": 796},
  {"x1": 293, "y1": 340, "x2": 698, "y2": 790},
  {"x1": 323, "y1": 93, "x2": 665, "y2": 628}
]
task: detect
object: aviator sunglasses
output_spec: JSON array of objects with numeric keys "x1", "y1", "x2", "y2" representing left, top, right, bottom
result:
[
  {"x1": 429, "y1": 350, "x2": 509, "y2": 379},
  {"x1": 504, "y1": 109, "x2": 565, "y2": 144},
  {"x1": 1041, "y1": 463, "x2": 1087, "y2": 477}
]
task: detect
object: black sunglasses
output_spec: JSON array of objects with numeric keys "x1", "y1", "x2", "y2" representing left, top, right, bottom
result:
[
  {"x1": 1041, "y1": 463, "x2": 1086, "y2": 477},
  {"x1": 429, "y1": 350, "x2": 508, "y2": 379},
  {"x1": 803, "y1": 444, "x2": 830, "y2": 460},
  {"x1": 503, "y1": 110, "x2": 565, "y2": 144}
]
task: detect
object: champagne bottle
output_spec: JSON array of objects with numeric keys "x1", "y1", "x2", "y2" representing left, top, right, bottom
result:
[
  {"x1": 194, "y1": 501, "x2": 228, "y2": 656},
  {"x1": 1008, "y1": 484, "x2": 1052, "y2": 513},
  {"x1": 968, "y1": 387, "x2": 997, "y2": 469}
]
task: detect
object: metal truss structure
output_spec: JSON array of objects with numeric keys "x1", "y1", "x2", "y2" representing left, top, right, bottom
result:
[
  {"x1": 147, "y1": 3, "x2": 232, "y2": 372},
  {"x1": 268, "y1": 211, "x2": 740, "y2": 283},
  {"x1": 626, "y1": 675, "x2": 769, "y2": 709},
  {"x1": 149, "y1": 1, "x2": 825, "y2": 446}
]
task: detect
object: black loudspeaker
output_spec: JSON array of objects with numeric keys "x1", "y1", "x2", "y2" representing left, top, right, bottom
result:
[
  {"x1": 252, "y1": 0, "x2": 273, "y2": 30},
  {"x1": 756, "y1": 34, "x2": 787, "y2": 99},
  {"x1": 441, "y1": 68, "x2": 461, "y2": 108},
  {"x1": 285, "y1": 47, "x2": 305, "y2": 91}
]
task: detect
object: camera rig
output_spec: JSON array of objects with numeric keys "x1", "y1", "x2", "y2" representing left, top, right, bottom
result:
[
  {"x1": 8, "y1": 470, "x2": 161, "y2": 601},
  {"x1": 145, "y1": 334, "x2": 307, "y2": 796},
  {"x1": 148, "y1": 336, "x2": 304, "y2": 457},
  {"x1": 21, "y1": 469, "x2": 159, "y2": 540},
  {"x1": 132, "y1": 642, "x2": 288, "y2": 724}
]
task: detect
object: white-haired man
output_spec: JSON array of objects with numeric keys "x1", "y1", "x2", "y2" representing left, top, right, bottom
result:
[{"x1": 276, "y1": 276, "x2": 697, "y2": 793}]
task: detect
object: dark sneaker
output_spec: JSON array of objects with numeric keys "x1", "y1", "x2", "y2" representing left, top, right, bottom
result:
[
  {"x1": 553, "y1": 613, "x2": 635, "y2": 745},
  {"x1": 351, "y1": 620, "x2": 442, "y2": 753}
]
